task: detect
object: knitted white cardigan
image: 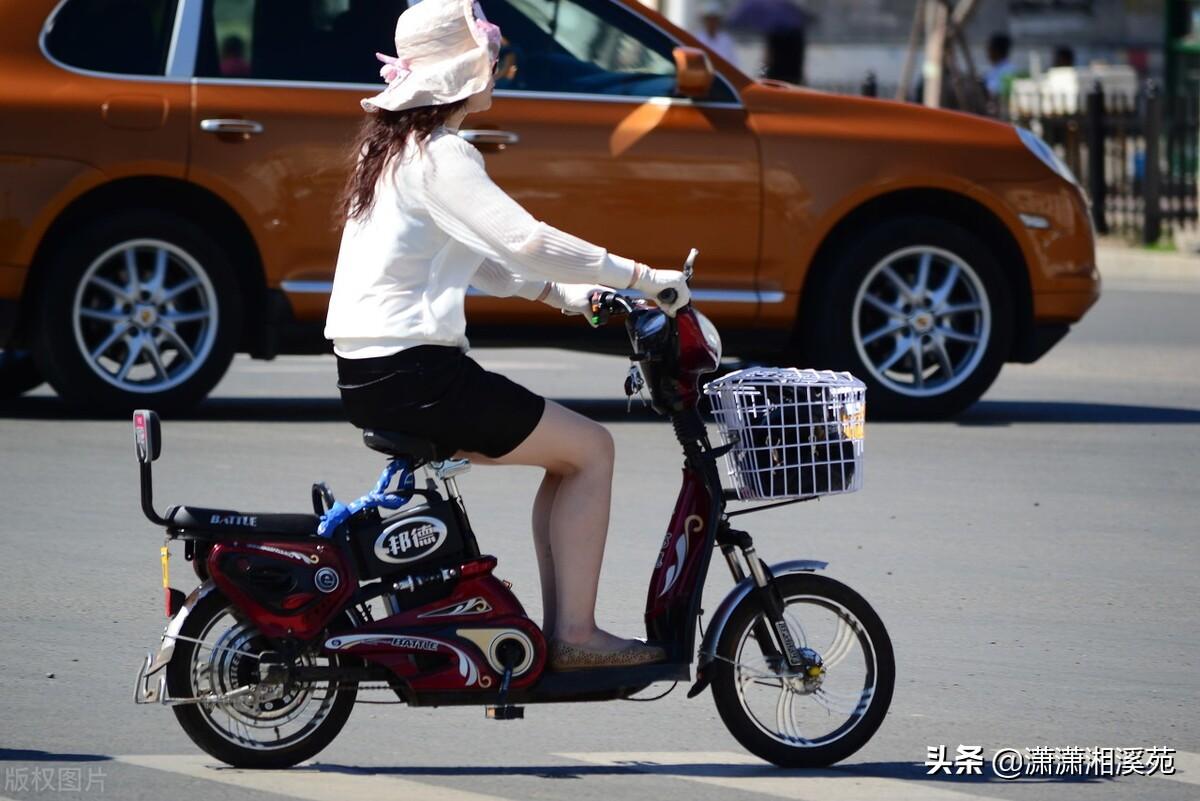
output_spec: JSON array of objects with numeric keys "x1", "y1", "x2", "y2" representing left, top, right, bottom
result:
[{"x1": 325, "y1": 127, "x2": 637, "y2": 358}]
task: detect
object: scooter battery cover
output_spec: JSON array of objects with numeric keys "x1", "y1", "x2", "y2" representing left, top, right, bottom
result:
[{"x1": 349, "y1": 496, "x2": 468, "y2": 580}]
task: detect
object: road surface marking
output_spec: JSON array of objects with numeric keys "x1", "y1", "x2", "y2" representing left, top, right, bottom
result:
[
  {"x1": 557, "y1": 751, "x2": 1012, "y2": 801},
  {"x1": 114, "y1": 755, "x2": 515, "y2": 801},
  {"x1": 1162, "y1": 751, "x2": 1200, "y2": 786}
]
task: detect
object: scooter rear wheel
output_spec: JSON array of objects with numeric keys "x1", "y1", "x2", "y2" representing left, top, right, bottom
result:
[
  {"x1": 166, "y1": 590, "x2": 357, "y2": 768},
  {"x1": 710, "y1": 573, "x2": 894, "y2": 767}
]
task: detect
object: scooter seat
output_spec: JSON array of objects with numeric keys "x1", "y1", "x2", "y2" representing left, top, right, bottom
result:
[
  {"x1": 362, "y1": 429, "x2": 447, "y2": 462},
  {"x1": 165, "y1": 505, "x2": 319, "y2": 539}
]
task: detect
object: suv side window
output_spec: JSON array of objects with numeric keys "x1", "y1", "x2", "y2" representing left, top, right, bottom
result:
[
  {"x1": 45, "y1": 0, "x2": 179, "y2": 76},
  {"x1": 479, "y1": 0, "x2": 736, "y2": 103},
  {"x1": 196, "y1": 0, "x2": 407, "y2": 83}
]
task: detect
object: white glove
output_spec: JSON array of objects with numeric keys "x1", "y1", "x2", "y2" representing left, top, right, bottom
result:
[
  {"x1": 543, "y1": 283, "x2": 608, "y2": 317},
  {"x1": 630, "y1": 265, "x2": 691, "y2": 316}
]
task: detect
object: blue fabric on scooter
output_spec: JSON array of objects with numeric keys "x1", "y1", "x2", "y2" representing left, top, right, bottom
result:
[{"x1": 317, "y1": 459, "x2": 416, "y2": 537}]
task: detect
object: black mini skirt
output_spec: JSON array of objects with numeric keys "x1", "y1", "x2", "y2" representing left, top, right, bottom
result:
[{"x1": 336, "y1": 345, "x2": 546, "y2": 459}]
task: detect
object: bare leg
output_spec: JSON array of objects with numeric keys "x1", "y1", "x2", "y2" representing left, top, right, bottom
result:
[
  {"x1": 457, "y1": 400, "x2": 632, "y2": 650},
  {"x1": 531, "y1": 471, "x2": 560, "y2": 637}
]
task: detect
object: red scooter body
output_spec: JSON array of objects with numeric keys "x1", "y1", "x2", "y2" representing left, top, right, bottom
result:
[
  {"x1": 206, "y1": 540, "x2": 356, "y2": 641},
  {"x1": 644, "y1": 466, "x2": 714, "y2": 655},
  {"x1": 167, "y1": 303, "x2": 720, "y2": 707},
  {"x1": 321, "y1": 557, "x2": 547, "y2": 694}
]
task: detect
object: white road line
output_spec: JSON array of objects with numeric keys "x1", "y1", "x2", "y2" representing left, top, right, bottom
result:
[
  {"x1": 558, "y1": 752, "x2": 1012, "y2": 801},
  {"x1": 1162, "y1": 750, "x2": 1200, "y2": 786},
  {"x1": 114, "y1": 754, "x2": 515, "y2": 801}
]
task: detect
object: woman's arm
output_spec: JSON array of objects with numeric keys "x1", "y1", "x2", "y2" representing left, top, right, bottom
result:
[
  {"x1": 471, "y1": 258, "x2": 551, "y2": 302},
  {"x1": 471, "y1": 259, "x2": 606, "y2": 315},
  {"x1": 422, "y1": 133, "x2": 637, "y2": 289}
]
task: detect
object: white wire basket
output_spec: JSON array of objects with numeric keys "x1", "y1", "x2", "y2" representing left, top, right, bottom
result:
[{"x1": 704, "y1": 367, "x2": 866, "y2": 501}]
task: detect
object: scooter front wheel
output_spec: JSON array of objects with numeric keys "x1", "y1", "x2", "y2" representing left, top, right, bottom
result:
[
  {"x1": 165, "y1": 590, "x2": 357, "y2": 768},
  {"x1": 710, "y1": 573, "x2": 894, "y2": 767}
]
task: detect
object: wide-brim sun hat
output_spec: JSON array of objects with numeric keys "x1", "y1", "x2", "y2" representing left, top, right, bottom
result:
[{"x1": 361, "y1": 0, "x2": 501, "y2": 114}]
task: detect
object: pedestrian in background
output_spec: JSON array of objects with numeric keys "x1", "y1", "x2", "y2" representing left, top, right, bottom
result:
[
  {"x1": 983, "y1": 32, "x2": 1015, "y2": 98},
  {"x1": 694, "y1": 1, "x2": 739, "y2": 69},
  {"x1": 1052, "y1": 45, "x2": 1075, "y2": 68},
  {"x1": 724, "y1": 0, "x2": 813, "y2": 84}
]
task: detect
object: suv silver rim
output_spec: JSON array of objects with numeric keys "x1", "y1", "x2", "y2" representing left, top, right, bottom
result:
[
  {"x1": 72, "y1": 239, "x2": 218, "y2": 394},
  {"x1": 851, "y1": 245, "x2": 991, "y2": 398}
]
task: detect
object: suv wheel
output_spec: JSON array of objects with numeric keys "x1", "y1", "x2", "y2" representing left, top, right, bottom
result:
[
  {"x1": 33, "y1": 211, "x2": 242, "y2": 413},
  {"x1": 806, "y1": 216, "x2": 1013, "y2": 418},
  {"x1": 0, "y1": 350, "x2": 44, "y2": 399}
]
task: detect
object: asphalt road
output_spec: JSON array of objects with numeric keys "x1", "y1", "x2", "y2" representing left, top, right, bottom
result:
[{"x1": 1, "y1": 275, "x2": 1198, "y2": 801}]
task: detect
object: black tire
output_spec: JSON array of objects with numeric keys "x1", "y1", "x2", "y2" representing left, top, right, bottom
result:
[
  {"x1": 0, "y1": 350, "x2": 43, "y2": 398},
  {"x1": 805, "y1": 216, "x2": 1013, "y2": 418},
  {"x1": 711, "y1": 573, "x2": 895, "y2": 768},
  {"x1": 32, "y1": 210, "x2": 242, "y2": 414},
  {"x1": 166, "y1": 590, "x2": 356, "y2": 769}
]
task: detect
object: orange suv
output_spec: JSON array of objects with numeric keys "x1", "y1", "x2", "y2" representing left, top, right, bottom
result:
[{"x1": 0, "y1": 0, "x2": 1099, "y2": 417}]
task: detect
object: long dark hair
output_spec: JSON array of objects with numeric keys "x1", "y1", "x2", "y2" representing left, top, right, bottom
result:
[{"x1": 339, "y1": 100, "x2": 468, "y2": 224}]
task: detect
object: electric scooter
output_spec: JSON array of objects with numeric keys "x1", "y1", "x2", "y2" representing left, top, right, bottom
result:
[{"x1": 133, "y1": 251, "x2": 894, "y2": 769}]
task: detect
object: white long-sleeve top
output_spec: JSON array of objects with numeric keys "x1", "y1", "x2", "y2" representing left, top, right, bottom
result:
[{"x1": 324, "y1": 126, "x2": 637, "y2": 358}]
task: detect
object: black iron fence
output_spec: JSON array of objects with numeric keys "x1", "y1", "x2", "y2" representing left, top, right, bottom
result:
[
  {"x1": 1009, "y1": 83, "x2": 1199, "y2": 243},
  {"x1": 813, "y1": 75, "x2": 1200, "y2": 244}
]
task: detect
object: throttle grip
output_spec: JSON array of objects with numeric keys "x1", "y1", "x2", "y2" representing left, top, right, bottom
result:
[{"x1": 657, "y1": 288, "x2": 678, "y2": 305}]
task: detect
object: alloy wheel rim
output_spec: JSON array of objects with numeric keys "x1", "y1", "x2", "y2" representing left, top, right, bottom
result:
[
  {"x1": 72, "y1": 239, "x2": 218, "y2": 394},
  {"x1": 733, "y1": 594, "x2": 877, "y2": 748},
  {"x1": 851, "y1": 245, "x2": 991, "y2": 398}
]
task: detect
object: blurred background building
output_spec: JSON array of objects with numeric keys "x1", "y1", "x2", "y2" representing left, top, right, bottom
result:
[{"x1": 643, "y1": 0, "x2": 1166, "y2": 93}]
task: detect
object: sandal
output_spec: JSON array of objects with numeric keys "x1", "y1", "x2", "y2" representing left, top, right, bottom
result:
[{"x1": 549, "y1": 638, "x2": 666, "y2": 671}]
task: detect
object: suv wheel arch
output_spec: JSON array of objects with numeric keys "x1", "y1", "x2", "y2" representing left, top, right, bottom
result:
[
  {"x1": 798, "y1": 188, "x2": 1033, "y2": 366},
  {"x1": 22, "y1": 177, "x2": 268, "y2": 354}
]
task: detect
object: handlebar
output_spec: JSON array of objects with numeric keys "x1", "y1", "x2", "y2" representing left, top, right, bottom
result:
[
  {"x1": 587, "y1": 248, "x2": 699, "y2": 326},
  {"x1": 656, "y1": 248, "x2": 699, "y2": 307}
]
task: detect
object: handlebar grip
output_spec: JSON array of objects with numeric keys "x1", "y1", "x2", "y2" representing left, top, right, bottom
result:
[{"x1": 657, "y1": 288, "x2": 678, "y2": 305}]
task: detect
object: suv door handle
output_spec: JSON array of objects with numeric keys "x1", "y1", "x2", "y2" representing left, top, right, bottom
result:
[
  {"x1": 458, "y1": 129, "x2": 519, "y2": 147},
  {"x1": 200, "y1": 118, "x2": 264, "y2": 135}
]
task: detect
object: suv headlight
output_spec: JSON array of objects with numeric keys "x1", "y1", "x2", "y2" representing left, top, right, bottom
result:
[{"x1": 1016, "y1": 126, "x2": 1079, "y2": 186}]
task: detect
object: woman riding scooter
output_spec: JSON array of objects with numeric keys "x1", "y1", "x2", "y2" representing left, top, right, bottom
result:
[{"x1": 324, "y1": 0, "x2": 689, "y2": 669}]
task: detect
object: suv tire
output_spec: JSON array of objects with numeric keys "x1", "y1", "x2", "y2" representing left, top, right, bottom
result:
[
  {"x1": 32, "y1": 210, "x2": 242, "y2": 413},
  {"x1": 0, "y1": 350, "x2": 44, "y2": 399},
  {"x1": 805, "y1": 216, "x2": 1013, "y2": 418}
]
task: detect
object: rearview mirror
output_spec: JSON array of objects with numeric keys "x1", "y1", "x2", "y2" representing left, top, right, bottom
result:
[
  {"x1": 133, "y1": 409, "x2": 162, "y2": 463},
  {"x1": 673, "y1": 47, "x2": 714, "y2": 99}
]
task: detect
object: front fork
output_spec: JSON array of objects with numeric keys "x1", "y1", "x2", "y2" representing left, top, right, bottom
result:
[{"x1": 717, "y1": 525, "x2": 818, "y2": 673}]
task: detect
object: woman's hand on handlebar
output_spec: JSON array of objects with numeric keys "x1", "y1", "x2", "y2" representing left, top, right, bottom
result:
[
  {"x1": 545, "y1": 282, "x2": 609, "y2": 319},
  {"x1": 629, "y1": 263, "x2": 691, "y2": 316}
]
